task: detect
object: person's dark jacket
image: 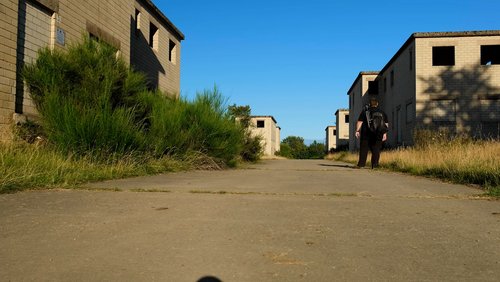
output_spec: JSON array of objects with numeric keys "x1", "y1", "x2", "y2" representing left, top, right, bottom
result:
[{"x1": 357, "y1": 106, "x2": 389, "y2": 141}]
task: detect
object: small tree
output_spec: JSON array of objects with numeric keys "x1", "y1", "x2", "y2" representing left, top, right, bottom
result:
[
  {"x1": 228, "y1": 104, "x2": 262, "y2": 162},
  {"x1": 281, "y1": 136, "x2": 308, "y2": 159},
  {"x1": 228, "y1": 105, "x2": 251, "y2": 128},
  {"x1": 307, "y1": 141, "x2": 326, "y2": 159},
  {"x1": 276, "y1": 143, "x2": 292, "y2": 158}
]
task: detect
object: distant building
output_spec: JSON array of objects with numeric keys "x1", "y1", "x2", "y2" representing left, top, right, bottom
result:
[
  {"x1": 348, "y1": 30, "x2": 500, "y2": 150},
  {"x1": 249, "y1": 116, "x2": 280, "y2": 156},
  {"x1": 0, "y1": 0, "x2": 184, "y2": 140},
  {"x1": 325, "y1": 126, "x2": 337, "y2": 152},
  {"x1": 334, "y1": 109, "x2": 349, "y2": 150},
  {"x1": 347, "y1": 72, "x2": 379, "y2": 151}
]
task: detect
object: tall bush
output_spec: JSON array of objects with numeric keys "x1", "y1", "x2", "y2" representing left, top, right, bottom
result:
[
  {"x1": 228, "y1": 104, "x2": 263, "y2": 162},
  {"x1": 145, "y1": 87, "x2": 245, "y2": 165},
  {"x1": 23, "y1": 36, "x2": 247, "y2": 166},
  {"x1": 23, "y1": 36, "x2": 147, "y2": 154}
]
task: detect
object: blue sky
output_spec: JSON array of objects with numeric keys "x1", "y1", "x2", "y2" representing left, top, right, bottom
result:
[{"x1": 157, "y1": 0, "x2": 499, "y2": 142}]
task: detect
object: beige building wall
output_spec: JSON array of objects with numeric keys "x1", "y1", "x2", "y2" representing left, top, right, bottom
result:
[
  {"x1": 414, "y1": 33, "x2": 500, "y2": 139},
  {"x1": 275, "y1": 126, "x2": 281, "y2": 154},
  {"x1": 334, "y1": 109, "x2": 349, "y2": 149},
  {"x1": 376, "y1": 41, "x2": 416, "y2": 146},
  {"x1": 249, "y1": 116, "x2": 280, "y2": 156},
  {"x1": 347, "y1": 72, "x2": 378, "y2": 151},
  {"x1": 0, "y1": 0, "x2": 18, "y2": 140},
  {"x1": 348, "y1": 31, "x2": 500, "y2": 148},
  {"x1": 0, "y1": 0, "x2": 183, "y2": 141},
  {"x1": 131, "y1": 1, "x2": 182, "y2": 95},
  {"x1": 325, "y1": 126, "x2": 336, "y2": 152},
  {"x1": 17, "y1": 1, "x2": 53, "y2": 120}
]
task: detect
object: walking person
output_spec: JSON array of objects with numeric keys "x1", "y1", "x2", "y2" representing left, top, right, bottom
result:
[{"x1": 355, "y1": 97, "x2": 389, "y2": 168}]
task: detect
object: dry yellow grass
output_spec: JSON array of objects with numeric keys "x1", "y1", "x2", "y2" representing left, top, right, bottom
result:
[
  {"x1": 381, "y1": 141, "x2": 499, "y2": 173},
  {"x1": 332, "y1": 140, "x2": 500, "y2": 194}
]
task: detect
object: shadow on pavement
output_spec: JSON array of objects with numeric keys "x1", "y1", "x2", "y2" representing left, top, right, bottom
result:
[{"x1": 318, "y1": 163, "x2": 354, "y2": 169}]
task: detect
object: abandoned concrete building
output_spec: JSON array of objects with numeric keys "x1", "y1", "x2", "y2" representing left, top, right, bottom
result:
[
  {"x1": 325, "y1": 125, "x2": 337, "y2": 152},
  {"x1": 249, "y1": 116, "x2": 281, "y2": 156},
  {"x1": 334, "y1": 109, "x2": 349, "y2": 150},
  {"x1": 348, "y1": 30, "x2": 500, "y2": 151},
  {"x1": 0, "y1": 0, "x2": 184, "y2": 140}
]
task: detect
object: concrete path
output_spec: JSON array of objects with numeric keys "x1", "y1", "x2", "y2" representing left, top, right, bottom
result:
[{"x1": 1, "y1": 159, "x2": 499, "y2": 281}]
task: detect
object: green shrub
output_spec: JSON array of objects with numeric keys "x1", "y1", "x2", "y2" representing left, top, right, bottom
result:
[
  {"x1": 307, "y1": 141, "x2": 326, "y2": 159},
  {"x1": 227, "y1": 104, "x2": 263, "y2": 162},
  {"x1": 40, "y1": 91, "x2": 145, "y2": 154},
  {"x1": 145, "y1": 87, "x2": 244, "y2": 165},
  {"x1": 276, "y1": 143, "x2": 292, "y2": 159},
  {"x1": 22, "y1": 36, "x2": 247, "y2": 166},
  {"x1": 23, "y1": 36, "x2": 147, "y2": 155},
  {"x1": 240, "y1": 132, "x2": 263, "y2": 162}
]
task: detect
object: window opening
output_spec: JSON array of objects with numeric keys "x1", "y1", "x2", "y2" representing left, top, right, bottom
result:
[
  {"x1": 409, "y1": 49, "x2": 413, "y2": 70},
  {"x1": 135, "y1": 9, "x2": 141, "y2": 31},
  {"x1": 257, "y1": 120, "x2": 265, "y2": 128},
  {"x1": 432, "y1": 46, "x2": 455, "y2": 66},
  {"x1": 368, "y1": 80, "x2": 378, "y2": 95},
  {"x1": 149, "y1": 22, "x2": 158, "y2": 50},
  {"x1": 89, "y1": 32, "x2": 99, "y2": 42},
  {"x1": 481, "y1": 45, "x2": 500, "y2": 65},
  {"x1": 169, "y1": 39, "x2": 176, "y2": 63},
  {"x1": 406, "y1": 102, "x2": 413, "y2": 124}
]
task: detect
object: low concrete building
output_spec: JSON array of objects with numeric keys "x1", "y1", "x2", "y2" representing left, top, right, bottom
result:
[
  {"x1": 347, "y1": 72, "x2": 379, "y2": 151},
  {"x1": 325, "y1": 125, "x2": 337, "y2": 152},
  {"x1": 249, "y1": 116, "x2": 280, "y2": 156},
  {"x1": 334, "y1": 109, "x2": 349, "y2": 150},
  {"x1": 348, "y1": 30, "x2": 500, "y2": 149},
  {"x1": 0, "y1": 0, "x2": 184, "y2": 140}
]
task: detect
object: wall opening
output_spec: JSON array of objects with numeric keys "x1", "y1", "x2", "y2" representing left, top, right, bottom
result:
[
  {"x1": 89, "y1": 32, "x2": 99, "y2": 42},
  {"x1": 432, "y1": 46, "x2": 455, "y2": 66},
  {"x1": 368, "y1": 80, "x2": 378, "y2": 95},
  {"x1": 257, "y1": 120, "x2": 265, "y2": 128},
  {"x1": 149, "y1": 22, "x2": 158, "y2": 50},
  {"x1": 409, "y1": 49, "x2": 413, "y2": 70},
  {"x1": 169, "y1": 39, "x2": 176, "y2": 64},
  {"x1": 481, "y1": 45, "x2": 500, "y2": 65},
  {"x1": 135, "y1": 9, "x2": 141, "y2": 32}
]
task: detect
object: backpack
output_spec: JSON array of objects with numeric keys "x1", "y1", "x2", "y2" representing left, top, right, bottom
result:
[{"x1": 365, "y1": 108, "x2": 388, "y2": 134}]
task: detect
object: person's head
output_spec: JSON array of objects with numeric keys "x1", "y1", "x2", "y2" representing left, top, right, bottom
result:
[{"x1": 369, "y1": 97, "x2": 379, "y2": 108}]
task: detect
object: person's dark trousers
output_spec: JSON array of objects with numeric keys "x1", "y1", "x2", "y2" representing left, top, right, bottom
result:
[
  {"x1": 357, "y1": 138, "x2": 383, "y2": 168},
  {"x1": 357, "y1": 139, "x2": 370, "y2": 167},
  {"x1": 370, "y1": 139, "x2": 383, "y2": 168}
]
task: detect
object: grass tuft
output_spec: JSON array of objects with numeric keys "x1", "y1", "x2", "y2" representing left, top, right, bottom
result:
[{"x1": 0, "y1": 143, "x2": 209, "y2": 193}]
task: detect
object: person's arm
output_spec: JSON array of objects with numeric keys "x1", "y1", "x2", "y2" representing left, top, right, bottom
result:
[
  {"x1": 355, "y1": 121, "x2": 363, "y2": 139},
  {"x1": 382, "y1": 113, "x2": 389, "y2": 142}
]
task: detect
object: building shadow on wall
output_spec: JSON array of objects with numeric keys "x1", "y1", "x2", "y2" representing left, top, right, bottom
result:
[
  {"x1": 418, "y1": 64, "x2": 499, "y2": 139},
  {"x1": 129, "y1": 16, "x2": 165, "y2": 90}
]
